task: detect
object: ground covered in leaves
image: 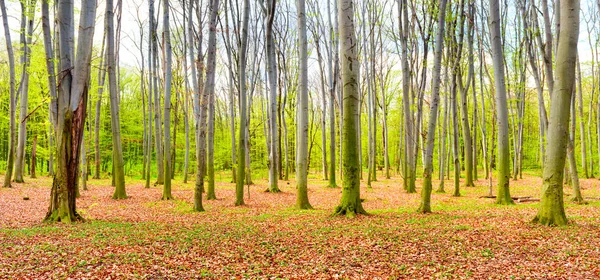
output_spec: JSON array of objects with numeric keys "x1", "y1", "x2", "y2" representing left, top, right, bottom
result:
[{"x1": 1, "y1": 171, "x2": 600, "y2": 278}]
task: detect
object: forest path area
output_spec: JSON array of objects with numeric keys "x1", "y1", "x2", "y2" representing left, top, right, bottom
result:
[{"x1": 1, "y1": 174, "x2": 600, "y2": 278}]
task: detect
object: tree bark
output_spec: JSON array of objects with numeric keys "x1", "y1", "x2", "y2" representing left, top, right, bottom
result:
[
  {"x1": 161, "y1": 0, "x2": 174, "y2": 200},
  {"x1": 14, "y1": 0, "x2": 36, "y2": 183},
  {"x1": 45, "y1": 0, "x2": 97, "y2": 223},
  {"x1": 1, "y1": 0, "x2": 17, "y2": 188},
  {"x1": 533, "y1": 0, "x2": 580, "y2": 226},
  {"x1": 106, "y1": 0, "x2": 127, "y2": 199},
  {"x1": 296, "y1": 0, "x2": 312, "y2": 209},
  {"x1": 418, "y1": 0, "x2": 448, "y2": 213},
  {"x1": 398, "y1": 0, "x2": 415, "y2": 193},
  {"x1": 205, "y1": 0, "x2": 220, "y2": 201},
  {"x1": 334, "y1": 0, "x2": 366, "y2": 217},
  {"x1": 235, "y1": 0, "x2": 251, "y2": 206},
  {"x1": 489, "y1": 0, "x2": 514, "y2": 205}
]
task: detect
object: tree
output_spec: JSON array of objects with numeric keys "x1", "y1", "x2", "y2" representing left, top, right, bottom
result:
[
  {"x1": 162, "y1": 0, "x2": 174, "y2": 200},
  {"x1": 14, "y1": 0, "x2": 36, "y2": 183},
  {"x1": 41, "y1": 0, "x2": 57, "y2": 179},
  {"x1": 235, "y1": 0, "x2": 251, "y2": 206},
  {"x1": 489, "y1": 0, "x2": 514, "y2": 205},
  {"x1": 0, "y1": 0, "x2": 16, "y2": 188},
  {"x1": 334, "y1": 0, "x2": 366, "y2": 217},
  {"x1": 263, "y1": 0, "x2": 281, "y2": 193},
  {"x1": 150, "y1": 0, "x2": 165, "y2": 186},
  {"x1": 106, "y1": 0, "x2": 126, "y2": 199},
  {"x1": 295, "y1": 0, "x2": 312, "y2": 210},
  {"x1": 45, "y1": 0, "x2": 98, "y2": 222},
  {"x1": 398, "y1": 0, "x2": 415, "y2": 193},
  {"x1": 533, "y1": 0, "x2": 580, "y2": 226},
  {"x1": 418, "y1": 0, "x2": 448, "y2": 213},
  {"x1": 204, "y1": 0, "x2": 220, "y2": 201}
]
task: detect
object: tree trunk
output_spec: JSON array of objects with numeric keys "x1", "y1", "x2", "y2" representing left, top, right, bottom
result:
[
  {"x1": 106, "y1": 0, "x2": 127, "y2": 199},
  {"x1": 14, "y1": 0, "x2": 36, "y2": 183},
  {"x1": 161, "y1": 0, "x2": 173, "y2": 200},
  {"x1": 489, "y1": 0, "x2": 514, "y2": 205},
  {"x1": 398, "y1": 0, "x2": 415, "y2": 193},
  {"x1": 204, "y1": 0, "x2": 220, "y2": 201},
  {"x1": 327, "y1": 0, "x2": 338, "y2": 188},
  {"x1": 418, "y1": 0, "x2": 448, "y2": 213},
  {"x1": 0, "y1": 0, "x2": 17, "y2": 188},
  {"x1": 151, "y1": 0, "x2": 164, "y2": 186},
  {"x1": 334, "y1": 0, "x2": 366, "y2": 217},
  {"x1": 533, "y1": 0, "x2": 579, "y2": 226},
  {"x1": 568, "y1": 93, "x2": 585, "y2": 203},
  {"x1": 576, "y1": 57, "x2": 588, "y2": 178},
  {"x1": 45, "y1": 0, "x2": 97, "y2": 223},
  {"x1": 235, "y1": 0, "x2": 251, "y2": 206},
  {"x1": 31, "y1": 135, "x2": 37, "y2": 179},
  {"x1": 295, "y1": 0, "x2": 312, "y2": 209}
]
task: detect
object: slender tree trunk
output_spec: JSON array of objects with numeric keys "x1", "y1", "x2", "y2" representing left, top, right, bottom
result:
[
  {"x1": 235, "y1": 0, "x2": 251, "y2": 206},
  {"x1": 327, "y1": 0, "x2": 338, "y2": 188},
  {"x1": 151, "y1": 0, "x2": 164, "y2": 186},
  {"x1": 31, "y1": 135, "x2": 37, "y2": 179},
  {"x1": 1, "y1": 0, "x2": 17, "y2": 188},
  {"x1": 296, "y1": 0, "x2": 312, "y2": 209},
  {"x1": 398, "y1": 0, "x2": 415, "y2": 193},
  {"x1": 489, "y1": 0, "x2": 513, "y2": 205},
  {"x1": 533, "y1": 0, "x2": 580, "y2": 226},
  {"x1": 418, "y1": 0, "x2": 448, "y2": 213},
  {"x1": 576, "y1": 57, "x2": 588, "y2": 178},
  {"x1": 437, "y1": 91, "x2": 449, "y2": 193},
  {"x1": 15, "y1": 0, "x2": 36, "y2": 183},
  {"x1": 205, "y1": 0, "x2": 220, "y2": 201},
  {"x1": 106, "y1": 0, "x2": 127, "y2": 199},
  {"x1": 568, "y1": 93, "x2": 585, "y2": 203},
  {"x1": 161, "y1": 0, "x2": 173, "y2": 200},
  {"x1": 451, "y1": 73, "x2": 461, "y2": 197}
]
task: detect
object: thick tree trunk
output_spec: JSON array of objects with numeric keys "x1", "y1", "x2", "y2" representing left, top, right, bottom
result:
[
  {"x1": 418, "y1": 0, "x2": 448, "y2": 213},
  {"x1": 45, "y1": 0, "x2": 97, "y2": 223},
  {"x1": 1, "y1": 0, "x2": 17, "y2": 188},
  {"x1": 533, "y1": 0, "x2": 579, "y2": 226},
  {"x1": 489, "y1": 0, "x2": 514, "y2": 205},
  {"x1": 334, "y1": 0, "x2": 366, "y2": 217},
  {"x1": 106, "y1": 0, "x2": 127, "y2": 199}
]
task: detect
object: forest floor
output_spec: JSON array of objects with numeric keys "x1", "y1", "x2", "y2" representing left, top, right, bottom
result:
[{"x1": 1, "y1": 171, "x2": 600, "y2": 279}]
